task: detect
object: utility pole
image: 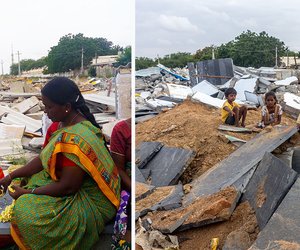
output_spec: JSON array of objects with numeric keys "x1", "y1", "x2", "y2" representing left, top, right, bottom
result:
[
  {"x1": 81, "y1": 47, "x2": 84, "y2": 75},
  {"x1": 11, "y1": 44, "x2": 14, "y2": 69},
  {"x1": 275, "y1": 46, "x2": 278, "y2": 68},
  {"x1": 17, "y1": 51, "x2": 21, "y2": 76},
  {"x1": 287, "y1": 49, "x2": 289, "y2": 68},
  {"x1": 157, "y1": 54, "x2": 160, "y2": 64},
  {"x1": 1, "y1": 60, "x2": 3, "y2": 75},
  {"x1": 212, "y1": 47, "x2": 215, "y2": 60}
]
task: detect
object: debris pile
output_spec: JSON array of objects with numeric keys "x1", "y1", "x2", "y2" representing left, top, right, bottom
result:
[
  {"x1": 135, "y1": 59, "x2": 300, "y2": 249},
  {"x1": 0, "y1": 73, "x2": 128, "y2": 239}
]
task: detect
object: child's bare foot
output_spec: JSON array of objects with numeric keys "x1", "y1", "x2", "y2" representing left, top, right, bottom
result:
[{"x1": 241, "y1": 123, "x2": 245, "y2": 127}]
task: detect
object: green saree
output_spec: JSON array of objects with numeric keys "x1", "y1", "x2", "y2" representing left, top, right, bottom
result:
[{"x1": 11, "y1": 121, "x2": 120, "y2": 249}]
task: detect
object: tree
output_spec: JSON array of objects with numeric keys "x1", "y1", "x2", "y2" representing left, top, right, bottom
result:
[
  {"x1": 46, "y1": 33, "x2": 120, "y2": 73},
  {"x1": 194, "y1": 46, "x2": 215, "y2": 61},
  {"x1": 10, "y1": 57, "x2": 47, "y2": 75},
  {"x1": 135, "y1": 57, "x2": 156, "y2": 70},
  {"x1": 159, "y1": 52, "x2": 195, "y2": 68},
  {"x1": 115, "y1": 46, "x2": 131, "y2": 67},
  {"x1": 216, "y1": 30, "x2": 286, "y2": 68}
]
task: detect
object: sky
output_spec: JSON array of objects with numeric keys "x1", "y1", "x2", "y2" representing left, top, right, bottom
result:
[
  {"x1": 136, "y1": 0, "x2": 300, "y2": 59},
  {"x1": 0, "y1": 0, "x2": 133, "y2": 74}
]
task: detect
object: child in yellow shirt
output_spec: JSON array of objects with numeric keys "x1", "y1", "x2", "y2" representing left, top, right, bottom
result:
[{"x1": 221, "y1": 88, "x2": 247, "y2": 127}]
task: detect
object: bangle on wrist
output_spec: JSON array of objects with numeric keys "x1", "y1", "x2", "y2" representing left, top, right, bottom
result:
[{"x1": 31, "y1": 188, "x2": 36, "y2": 194}]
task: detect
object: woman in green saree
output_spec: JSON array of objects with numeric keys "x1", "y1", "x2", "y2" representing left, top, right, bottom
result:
[{"x1": 0, "y1": 77, "x2": 120, "y2": 249}]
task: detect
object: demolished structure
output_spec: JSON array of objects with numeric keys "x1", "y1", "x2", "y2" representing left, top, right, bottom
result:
[{"x1": 135, "y1": 59, "x2": 300, "y2": 249}]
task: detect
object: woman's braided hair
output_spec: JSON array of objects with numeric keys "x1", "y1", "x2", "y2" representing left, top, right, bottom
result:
[{"x1": 41, "y1": 77, "x2": 100, "y2": 129}]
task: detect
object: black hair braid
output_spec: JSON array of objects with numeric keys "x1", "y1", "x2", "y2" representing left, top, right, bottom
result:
[
  {"x1": 75, "y1": 94, "x2": 101, "y2": 129},
  {"x1": 75, "y1": 95, "x2": 109, "y2": 150}
]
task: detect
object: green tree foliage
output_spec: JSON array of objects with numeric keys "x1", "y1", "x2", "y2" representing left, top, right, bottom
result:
[
  {"x1": 115, "y1": 46, "x2": 131, "y2": 66},
  {"x1": 159, "y1": 52, "x2": 195, "y2": 68},
  {"x1": 217, "y1": 30, "x2": 286, "y2": 67},
  {"x1": 10, "y1": 57, "x2": 47, "y2": 75},
  {"x1": 194, "y1": 46, "x2": 215, "y2": 61},
  {"x1": 135, "y1": 57, "x2": 156, "y2": 70},
  {"x1": 46, "y1": 33, "x2": 120, "y2": 73}
]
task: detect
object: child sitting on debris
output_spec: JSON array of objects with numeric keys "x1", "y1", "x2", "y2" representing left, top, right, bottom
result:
[
  {"x1": 221, "y1": 87, "x2": 247, "y2": 127},
  {"x1": 257, "y1": 91, "x2": 282, "y2": 128}
]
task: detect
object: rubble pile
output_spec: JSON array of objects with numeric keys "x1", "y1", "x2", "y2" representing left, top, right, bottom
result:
[
  {"x1": 0, "y1": 74, "x2": 124, "y2": 238},
  {"x1": 135, "y1": 60, "x2": 300, "y2": 249}
]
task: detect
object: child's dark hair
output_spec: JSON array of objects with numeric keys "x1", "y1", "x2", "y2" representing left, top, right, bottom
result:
[
  {"x1": 265, "y1": 91, "x2": 277, "y2": 103},
  {"x1": 225, "y1": 87, "x2": 237, "y2": 98}
]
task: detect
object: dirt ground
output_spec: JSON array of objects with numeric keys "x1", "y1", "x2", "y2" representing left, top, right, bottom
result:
[
  {"x1": 136, "y1": 99, "x2": 299, "y2": 249},
  {"x1": 175, "y1": 201, "x2": 259, "y2": 249},
  {"x1": 136, "y1": 99, "x2": 297, "y2": 183}
]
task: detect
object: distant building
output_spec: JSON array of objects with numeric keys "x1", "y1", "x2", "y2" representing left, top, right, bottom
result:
[
  {"x1": 91, "y1": 55, "x2": 119, "y2": 77},
  {"x1": 280, "y1": 56, "x2": 300, "y2": 68},
  {"x1": 21, "y1": 67, "x2": 46, "y2": 77}
]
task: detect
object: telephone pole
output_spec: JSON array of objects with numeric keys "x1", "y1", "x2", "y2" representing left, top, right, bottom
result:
[
  {"x1": 17, "y1": 51, "x2": 21, "y2": 76},
  {"x1": 11, "y1": 44, "x2": 14, "y2": 68},
  {"x1": 275, "y1": 46, "x2": 278, "y2": 68},
  {"x1": 212, "y1": 47, "x2": 215, "y2": 59},
  {"x1": 81, "y1": 47, "x2": 84, "y2": 74},
  {"x1": 1, "y1": 60, "x2": 3, "y2": 75}
]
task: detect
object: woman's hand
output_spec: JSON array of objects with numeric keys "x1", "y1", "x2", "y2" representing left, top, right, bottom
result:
[
  {"x1": 8, "y1": 185, "x2": 30, "y2": 200},
  {"x1": 0, "y1": 175, "x2": 12, "y2": 194}
]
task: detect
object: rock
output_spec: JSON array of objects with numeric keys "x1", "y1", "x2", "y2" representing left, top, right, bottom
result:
[{"x1": 223, "y1": 230, "x2": 251, "y2": 250}]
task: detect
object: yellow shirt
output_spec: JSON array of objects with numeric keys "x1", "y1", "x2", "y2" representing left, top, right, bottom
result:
[{"x1": 221, "y1": 100, "x2": 240, "y2": 123}]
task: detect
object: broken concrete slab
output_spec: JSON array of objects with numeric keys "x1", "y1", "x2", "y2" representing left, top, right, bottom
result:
[
  {"x1": 192, "y1": 80, "x2": 219, "y2": 96},
  {"x1": 183, "y1": 125, "x2": 297, "y2": 206},
  {"x1": 192, "y1": 92, "x2": 224, "y2": 108},
  {"x1": 140, "y1": 168, "x2": 151, "y2": 181},
  {"x1": 136, "y1": 182, "x2": 155, "y2": 201},
  {"x1": 145, "y1": 186, "x2": 239, "y2": 233},
  {"x1": 242, "y1": 152, "x2": 297, "y2": 230},
  {"x1": 25, "y1": 104, "x2": 41, "y2": 114},
  {"x1": 136, "y1": 184, "x2": 183, "y2": 218},
  {"x1": 0, "y1": 105, "x2": 42, "y2": 134},
  {"x1": 274, "y1": 76, "x2": 298, "y2": 86},
  {"x1": 135, "y1": 142, "x2": 163, "y2": 169},
  {"x1": 145, "y1": 99, "x2": 175, "y2": 110},
  {"x1": 292, "y1": 147, "x2": 300, "y2": 174},
  {"x1": 144, "y1": 146, "x2": 196, "y2": 187},
  {"x1": 244, "y1": 91, "x2": 264, "y2": 107},
  {"x1": 0, "y1": 92, "x2": 41, "y2": 98},
  {"x1": 166, "y1": 84, "x2": 193, "y2": 100},
  {"x1": 281, "y1": 92, "x2": 300, "y2": 119},
  {"x1": 234, "y1": 78, "x2": 258, "y2": 101},
  {"x1": 28, "y1": 137, "x2": 45, "y2": 149},
  {"x1": 218, "y1": 125, "x2": 252, "y2": 133},
  {"x1": 9, "y1": 82, "x2": 25, "y2": 93},
  {"x1": 249, "y1": 178, "x2": 300, "y2": 249},
  {"x1": 12, "y1": 96, "x2": 39, "y2": 114},
  {"x1": 136, "y1": 167, "x2": 147, "y2": 183},
  {"x1": 135, "y1": 114, "x2": 156, "y2": 124}
]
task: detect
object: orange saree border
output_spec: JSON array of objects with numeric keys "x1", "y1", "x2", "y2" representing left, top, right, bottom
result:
[{"x1": 49, "y1": 143, "x2": 120, "y2": 208}]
